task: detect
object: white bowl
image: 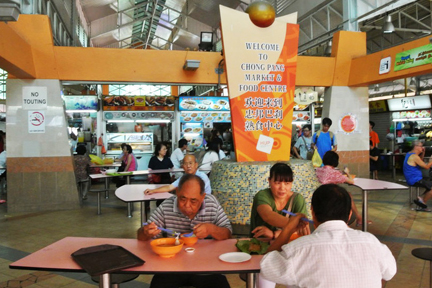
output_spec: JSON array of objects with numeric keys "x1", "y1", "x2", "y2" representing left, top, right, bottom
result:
[{"x1": 106, "y1": 169, "x2": 116, "y2": 173}]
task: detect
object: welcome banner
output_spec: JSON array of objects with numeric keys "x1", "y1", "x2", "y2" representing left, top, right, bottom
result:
[{"x1": 220, "y1": 6, "x2": 299, "y2": 162}]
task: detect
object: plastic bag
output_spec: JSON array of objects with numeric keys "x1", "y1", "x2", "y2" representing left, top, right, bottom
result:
[{"x1": 312, "y1": 149, "x2": 322, "y2": 168}]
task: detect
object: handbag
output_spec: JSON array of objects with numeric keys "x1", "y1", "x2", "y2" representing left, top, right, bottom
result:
[
  {"x1": 149, "y1": 173, "x2": 162, "y2": 184},
  {"x1": 301, "y1": 136, "x2": 314, "y2": 160},
  {"x1": 312, "y1": 149, "x2": 322, "y2": 168}
]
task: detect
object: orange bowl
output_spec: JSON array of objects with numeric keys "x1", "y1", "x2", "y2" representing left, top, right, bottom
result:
[
  {"x1": 180, "y1": 233, "x2": 198, "y2": 246},
  {"x1": 150, "y1": 238, "x2": 184, "y2": 258},
  {"x1": 289, "y1": 232, "x2": 302, "y2": 241}
]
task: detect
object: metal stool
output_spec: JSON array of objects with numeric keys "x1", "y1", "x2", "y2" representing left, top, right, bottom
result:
[
  {"x1": 409, "y1": 183, "x2": 423, "y2": 204},
  {"x1": 412, "y1": 248, "x2": 432, "y2": 288},
  {"x1": 91, "y1": 274, "x2": 139, "y2": 288}
]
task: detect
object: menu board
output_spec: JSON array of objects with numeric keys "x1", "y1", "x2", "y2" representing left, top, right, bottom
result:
[
  {"x1": 392, "y1": 110, "x2": 431, "y2": 119},
  {"x1": 292, "y1": 111, "x2": 311, "y2": 122},
  {"x1": 180, "y1": 112, "x2": 231, "y2": 123},
  {"x1": 181, "y1": 123, "x2": 204, "y2": 148},
  {"x1": 179, "y1": 96, "x2": 230, "y2": 111},
  {"x1": 103, "y1": 96, "x2": 175, "y2": 111}
]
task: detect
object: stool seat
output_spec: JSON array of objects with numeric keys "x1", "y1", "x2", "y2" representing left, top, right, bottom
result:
[
  {"x1": 91, "y1": 273, "x2": 139, "y2": 288},
  {"x1": 412, "y1": 248, "x2": 432, "y2": 288},
  {"x1": 412, "y1": 248, "x2": 432, "y2": 261}
]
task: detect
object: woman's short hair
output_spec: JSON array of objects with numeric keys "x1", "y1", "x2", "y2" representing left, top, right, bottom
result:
[
  {"x1": 269, "y1": 162, "x2": 294, "y2": 182},
  {"x1": 322, "y1": 151, "x2": 339, "y2": 167},
  {"x1": 125, "y1": 144, "x2": 133, "y2": 154},
  {"x1": 154, "y1": 143, "x2": 166, "y2": 157}
]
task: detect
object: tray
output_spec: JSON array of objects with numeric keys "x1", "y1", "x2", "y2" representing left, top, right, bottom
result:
[{"x1": 71, "y1": 244, "x2": 145, "y2": 276}]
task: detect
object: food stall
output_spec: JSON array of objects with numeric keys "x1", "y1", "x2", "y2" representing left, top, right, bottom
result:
[
  {"x1": 388, "y1": 95, "x2": 432, "y2": 153},
  {"x1": 63, "y1": 95, "x2": 98, "y2": 153},
  {"x1": 292, "y1": 88, "x2": 317, "y2": 136},
  {"x1": 102, "y1": 95, "x2": 175, "y2": 170},
  {"x1": 177, "y1": 96, "x2": 231, "y2": 150}
]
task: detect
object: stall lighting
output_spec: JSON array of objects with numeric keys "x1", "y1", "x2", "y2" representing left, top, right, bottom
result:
[
  {"x1": 292, "y1": 121, "x2": 310, "y2": 125},
  {"x1": 136, "y1": 120, "x2": 170, "y2": 123},
  {"x1": 66, "y1": 109, "x2": 97, "y2": 113},
  {"x1": 107, "y1": 120, "x2": 134, "y2": 123},
  {"x1": 392, "y1": 118, "x2": 431, "y2": 122},
  {"x1": 183, "y1": 133, "x2": 200, "y2": 136}
]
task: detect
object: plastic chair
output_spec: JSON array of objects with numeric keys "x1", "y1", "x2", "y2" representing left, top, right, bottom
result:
[{"x1": 412, "y1": 248, "x2": 432, "y2": 288}]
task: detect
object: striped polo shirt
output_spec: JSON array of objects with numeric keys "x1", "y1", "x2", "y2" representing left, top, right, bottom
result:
[{"x1": 148, "y1": 194, "x2": 232, "y2": 238}]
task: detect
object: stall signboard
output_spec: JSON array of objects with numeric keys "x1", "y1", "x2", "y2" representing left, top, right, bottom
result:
[
  {"x1": 387, "y1": 95, "x2": 432, "y2": 111},
  {"x1": 220, "y1": 6, "x2": 298, "y2": 161},
  {"x1": 294, "y1": 88, "x2": 318, "y2": 107},
  {"x1": 64, "y1": 95, "x2": 98, "y2": 110},
  {"x1": 103, "y1": 111, "x2": 174, "y2": 121},
  {"x1": 179, "y1": 96, "x2": 230, "y2": 111},
  {"x1": 103, "y1": 96, "x2": 175, "y2": 111},
  {"x1": 369, "y1": 100, "x2": 388, "y2": 113},
  {"x1": 394, "y1": 44, "x2": 432, "y2": 71}
]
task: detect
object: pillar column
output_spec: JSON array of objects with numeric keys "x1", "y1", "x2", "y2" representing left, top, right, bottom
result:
[
  {"x1": 322, "y1": 86, "x2": 370, "y2": 178},
  {"x1": 6, "y1": 79, "x2": 79, "y2": 212}
]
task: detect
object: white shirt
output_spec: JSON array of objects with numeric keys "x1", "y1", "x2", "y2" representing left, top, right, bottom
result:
[
  {"x1": 261, "y1": 221, "x2": 396, "y2": 288},
  {"x1": 170, "y1": 148, "x2": 185, "y2": 169},
  {"x1": 0, "y1": 151, "x2": 5, "y2": 175},
  {"x1": 218, "y1": 149, "x2": 226, "y2": 160},
  {"x1": 200, "y1": 151, "x2": 219, "y2": 171}
]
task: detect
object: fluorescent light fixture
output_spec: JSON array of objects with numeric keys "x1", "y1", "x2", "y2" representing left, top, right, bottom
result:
[
  {"x1": 66, "y1": 110, "x2": 97, "y2": 113},
  {"x1": 292, "y1": 121, "x2": 309, "y2": 125},
  {"x1": 107, "y1": 120, "x2": 134, "y2": 123},
  {"x1": 382, "y1": 15, "x2": 395, "y2": 33},
  {"x1": 393, "y1": 118, "x2": 431, "y2": 122},
  {"x1": 369, "y1": 95, "x2": 393, "y2": 101},
  {"x1": 183, "y1": 60, "x2": 200, "y2": 71},
  {"x1": 0, "y1": 1, "x2": 20, "y2": 22},
  {"x1": 183, "y1": 133, "x2": 200, "y2": 136},
  {"x1": 136, "y1": 120, "x2": 170, "y2": 123}
]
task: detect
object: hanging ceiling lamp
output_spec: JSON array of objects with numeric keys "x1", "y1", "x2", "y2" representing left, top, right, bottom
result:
[{"x1": 382, "y1": 15, "x2": 395, "y2": 34}]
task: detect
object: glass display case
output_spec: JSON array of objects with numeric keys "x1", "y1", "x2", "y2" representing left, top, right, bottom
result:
[{"x1": 106, "y1": 132, "x2": 154, "y2": 156}]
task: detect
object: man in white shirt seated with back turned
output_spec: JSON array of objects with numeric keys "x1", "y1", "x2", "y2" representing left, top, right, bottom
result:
[{"x1": 260, "y1": 184, "x2": 397, "y2": 288}]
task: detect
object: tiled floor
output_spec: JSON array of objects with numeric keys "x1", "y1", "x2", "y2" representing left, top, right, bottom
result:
[{"x1": 0, "y1": 170, "x2": 431, "y2": 287}]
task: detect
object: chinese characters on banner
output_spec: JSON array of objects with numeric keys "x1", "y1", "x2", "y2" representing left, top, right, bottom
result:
[{"x1": 220, "y1": 6, "x2": 298, "y2": 161}]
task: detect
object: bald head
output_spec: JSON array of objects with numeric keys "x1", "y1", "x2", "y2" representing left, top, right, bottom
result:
[{"x1": 182, "y1": 154, "x2": 198, "y2": 175}]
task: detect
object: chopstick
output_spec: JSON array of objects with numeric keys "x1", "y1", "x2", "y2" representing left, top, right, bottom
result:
[
  {"x1": 281, "y1": 210, "x2": 314, "y2": 223},
  {"x1": 142, "y1": 222, "x2": 176, "y2": 235}
]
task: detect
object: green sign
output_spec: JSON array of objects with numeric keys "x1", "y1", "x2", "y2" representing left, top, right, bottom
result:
[{"x1": 394, "y1": 44, "x2": 432, "y2": 71}]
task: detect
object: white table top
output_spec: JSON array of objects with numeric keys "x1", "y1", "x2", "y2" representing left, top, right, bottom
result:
[
  {"x1": 115, "y1": 184, "x2": 173, "y2": 203},
  {"x1": 90, "y1": 163, "x2": 121, "y2": 168},
  {"x1": 352, "y1": 178, "x2": 408, "y2": 191},
  {"x1": 89, "y1": 168, "x2": 209, "y2": 180}
]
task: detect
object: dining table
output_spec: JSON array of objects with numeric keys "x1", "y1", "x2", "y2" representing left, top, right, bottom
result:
[
  {"x1": 115, "y1": 184, "x2": 173, "y2": 223},
  {"x1": 89, "y1": 168, "x2": 210, "y2": 214},
  {"x1": 9, "y1": 236, "x2": 261, "y2": 288},
  {"x1": 351, "y1": 178, "x2": 408, "y2": 232}
]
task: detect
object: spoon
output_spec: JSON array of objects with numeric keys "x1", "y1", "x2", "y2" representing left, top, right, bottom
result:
[
  {"x1": 281, "y1": 210, "x2": 314, "y2": 223},
  {"x1": 142, "y1": 223, "x2": 176, "y2": 236},
  {"x1": 182, "y1": 231, "x2": 194, "y2": 237},
  {"x1": 174, "y1": 233, "x2": 181, "y2": 245}
]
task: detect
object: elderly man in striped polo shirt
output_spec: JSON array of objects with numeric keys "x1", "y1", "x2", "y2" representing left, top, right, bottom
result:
[{"x1": 137, "y1": 173, "x2": 232, "y2": 288}]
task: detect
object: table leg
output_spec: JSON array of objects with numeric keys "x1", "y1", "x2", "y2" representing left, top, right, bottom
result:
[
  {"x1": 362, "y1": 189, "x2": 368, "y2": 232},
  {"x1": 246, "y1": 273, "x2": 255, "y2": 288},
  {"x1": 126, "y1": 176, "x2": 133, "y2": 216},
  {"x1": 99, "y1": 273, "x2": 111, "y2": 288},
  {"x1": 392, "y1": 154, "x2": 396, "y2": 181},
  {"x1": 97, "y1": 192, "x2": 101, "y2": 215},
  {"x1": 140, "y1": 201, "x2": 145, "y2": 224},
  {"x1": 104, "y1": 178, "x2": 109, "y2": 199}
]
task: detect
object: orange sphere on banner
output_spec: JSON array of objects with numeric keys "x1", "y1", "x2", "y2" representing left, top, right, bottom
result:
[{"x1": 246, "y1": 1, "x2": 276, "y2": 28}]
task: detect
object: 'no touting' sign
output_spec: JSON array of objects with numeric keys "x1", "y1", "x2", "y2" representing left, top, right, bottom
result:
[{"x1": 22, "y1": 87, "x2": 47, "y2": 110}]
